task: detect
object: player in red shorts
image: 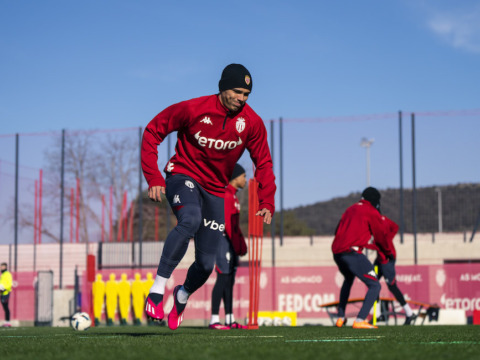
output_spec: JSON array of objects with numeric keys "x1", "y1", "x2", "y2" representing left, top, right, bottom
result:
[{"x1": 141, "y1": 64, "x2": 276, "y2": 330}]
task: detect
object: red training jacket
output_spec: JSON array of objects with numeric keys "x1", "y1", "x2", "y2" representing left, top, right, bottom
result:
[
  {"x1": 141, "y1": 95, "x2": 276, "y2": 213},
  {"x1": 376, "y1": 216, "x2": 399, "y2": 264},
  {"x1": 225, "y1": 184, "x2": 247, "y2": 256},
  {"x1": 332, "y1": 200, "x2": 392, "y2": 256}
]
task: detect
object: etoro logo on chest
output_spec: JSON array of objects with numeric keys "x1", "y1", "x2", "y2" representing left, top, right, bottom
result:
[{"x1": 194, "y1": 131, "x2": 242, "y2": 150}]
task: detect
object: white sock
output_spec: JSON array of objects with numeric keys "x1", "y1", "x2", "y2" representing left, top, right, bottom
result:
[
  {"x1": 404, "y1": 304, "x2": 413, "y2": 317},
  {"x1": 355, "y1": 318, "x2": 364, "y2": 323},
  {"x1": 210, "y1": 314, "x2": 220, "y2": 325},
  {"x1": 177, "y1": 286, "x2": 190, "y2": 304},
  {"x1": 149, "y1": 275, "x2": 168, "y2": 295},
  {"x1": 226, "y1": 314, "x2": 235, "y2": 325}
]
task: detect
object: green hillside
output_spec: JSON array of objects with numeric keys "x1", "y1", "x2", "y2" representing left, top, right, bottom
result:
[{"x1": 290, "y1": 183, "x2": 480, "y2": 236}]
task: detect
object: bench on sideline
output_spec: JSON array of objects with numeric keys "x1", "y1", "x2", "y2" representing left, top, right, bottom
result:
[{"x1": 320, "y1": 297, "x2": 440, "y2": 326}]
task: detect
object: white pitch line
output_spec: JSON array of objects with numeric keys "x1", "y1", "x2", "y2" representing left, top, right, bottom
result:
[
  {"x1": 77, "y1": 335, "x2": 123, "y2": 339},
  {"x1": 217, "y1": 335, "x2": 284, "y2": 338},
  {"x1": 286, "y1": 339, "x2": 378, "y2": 343},
  {"x1": 0, "y1": 335, "x2": 39, "y2": 338}
]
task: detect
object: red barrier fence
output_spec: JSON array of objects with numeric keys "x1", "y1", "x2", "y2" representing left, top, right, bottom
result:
[
  {"x1": 2, "y1": 264, "x2": 479, "y2": 324},
  {"x1": 80, "y1": 263, "x2": 480, "y2": 325}
]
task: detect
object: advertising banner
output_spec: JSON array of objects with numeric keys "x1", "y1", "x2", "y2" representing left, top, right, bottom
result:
[{"x1": 87, "y1": 263, "x2": 480, "y2": 323}]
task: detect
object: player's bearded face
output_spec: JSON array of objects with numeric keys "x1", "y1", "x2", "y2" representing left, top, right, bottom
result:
[{"x1": 220, "y1": 88, "x2": 250, "y2": 112}]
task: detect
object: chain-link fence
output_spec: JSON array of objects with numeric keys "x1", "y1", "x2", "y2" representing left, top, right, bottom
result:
[{"x1": 0, "y1": 110, "x2": 479, "y2": 279}]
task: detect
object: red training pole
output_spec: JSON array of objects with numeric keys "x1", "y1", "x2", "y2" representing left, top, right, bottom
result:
[
  {"x1": 128, "y1": 201, "x2": 134, "y2": 242},
  {"x1": 101, "y1": 194, "x2": 105, "y2": 243},
  {"x1": 34, "y1": 180, "x2": 38, "y2": 245},
  {"x1": 38, "y1": 169, "x2": 43, "y2": 244},
  {"x1": 117, "y1": 191, "x2": 125, "y2": 242},
  {"x1": 247, "y1": 178, "x2": 263, "y2": 330},
  {"x1": 123, "y1": 191, "x2": 128, "y2": 241},
  {"x1": 76, "y1": 178, "x2": 80, "y2": 243},
  {"x1": 70, "y1": 188, "x2": 74, "y2": 243},
  {"x1": 109, "y1": 186, "x2": 113, "y2": 242}
]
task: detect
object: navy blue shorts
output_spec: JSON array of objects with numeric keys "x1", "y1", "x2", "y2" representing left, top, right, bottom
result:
[
  {"x1": 157, "y1": 174, "x2": 225, "y2": 279},
  {"x1": 334, "y1": 251, "x2": 378, "y2": 285},
  {"x1": 215, "y1": 236, "x2": 238, "y2": 274},
  {"x1": 374, "y1": 258, "x2": 396, "y2": 285}
]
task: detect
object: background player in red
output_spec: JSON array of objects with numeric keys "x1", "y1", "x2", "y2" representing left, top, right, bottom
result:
[
  {"x1": 332, "y1": 187, "x2": 391, "y2": 329},
  {"x1": 374, "y1": 215, "x2": 415, "y2": 325},
  {"x1": 141, "y1": 64, "x2": 276, "y2": 330},
  {"x1": 209, "y1": 163, "x2": 248, "y2": 330}
]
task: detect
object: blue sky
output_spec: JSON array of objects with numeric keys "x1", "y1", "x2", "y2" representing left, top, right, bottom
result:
[{"x1": 1, "y1": 0, "x2": 479, "y2": 209}]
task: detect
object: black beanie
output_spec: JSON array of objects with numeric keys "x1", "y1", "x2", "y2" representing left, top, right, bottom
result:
[
  {"x1": 219, "y1": 64, "x2": 252, "y2": 92},
  {"x1": 362, "y1": 187, "x2": 381, "y2": 210},
  {"x1": 230, "y1": 163, "x2": 246, "y2": 181}
]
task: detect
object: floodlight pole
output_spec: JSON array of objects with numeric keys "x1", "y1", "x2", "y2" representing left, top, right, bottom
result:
[
  {"x1": 270, "y1": 119, "x2": 275, "y2": 267},
  {"x1": 279, "y1": 117, "x2": 284, "y2": 247},
  {"x1": 14, "y1": 134, "x2": 19, "y2": 274},
  {"x1": 59, "y1": 129, "x2": 65, "y2": 288},
  {"x1": 399, "y1": 111, "x2": 404, "y2": 244},
  {"x1": 411, "y1": 114, "x2": 418, "y2": 265},
  {"x1": 138, "y1": 126, "x2": 143, "y2": 268},
  {"x1": 435, "y1": 187, "x2": 443, "y2": 233},
  {"x1": 360, "y1": 137, "x2": 374, "y2": 187}
]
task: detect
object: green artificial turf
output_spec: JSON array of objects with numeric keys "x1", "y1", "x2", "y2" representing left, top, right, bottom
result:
[{"x1": 1, "y1": 325, "x2": 479, "y2": 360}]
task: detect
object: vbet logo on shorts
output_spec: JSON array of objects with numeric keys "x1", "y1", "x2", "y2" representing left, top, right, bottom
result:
[{"x1": 203, "y1": 218, "x2": 225, "y2": 232}]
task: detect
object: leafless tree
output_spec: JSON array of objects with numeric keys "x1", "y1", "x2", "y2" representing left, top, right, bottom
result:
[{"x1": 15, "y1": 129, "x2": 140, "y2": 243}]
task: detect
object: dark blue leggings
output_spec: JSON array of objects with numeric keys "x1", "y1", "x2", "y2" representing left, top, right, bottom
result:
[
  {"x1": 334, "y1": 252, "x2": 381, "y2": 320},
  {"x1": 374, "y1": 258, "x2": 407, "y2": 306},
  {"x1": 156, "y1": 174, "x2": 225, "y2": 295}
]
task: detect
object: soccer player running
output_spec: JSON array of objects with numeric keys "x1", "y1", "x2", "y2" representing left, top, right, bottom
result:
[
  {"x1": 374, "y1": 215, "x2": 416, "y2": 325},
  {"x1": 209, "y1": 163, "x2": 248, "y2": 330},
  {"x1": 332, "y1": 187, "x2": 391, "y2": 329},
  {"x1": 141, "y1": 64, "x2": 276, "y2": 330}
]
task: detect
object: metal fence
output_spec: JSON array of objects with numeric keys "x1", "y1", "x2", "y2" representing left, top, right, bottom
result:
[
  {"x1": 98, "y1": 242, "x2": 164, "y2": 269},
  {"x1": 0, "y1": 109, "x2": 479, "y2": 279}
]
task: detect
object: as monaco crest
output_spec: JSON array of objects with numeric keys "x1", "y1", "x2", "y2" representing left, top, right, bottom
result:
[{"x1": 236, "y1": 117, "x2": 246, "y2": 133}]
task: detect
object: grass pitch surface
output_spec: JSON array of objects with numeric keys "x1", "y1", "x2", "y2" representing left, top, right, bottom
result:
[{"x1": 1, "y1": 325, "x2": 479, "y2": 360}]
